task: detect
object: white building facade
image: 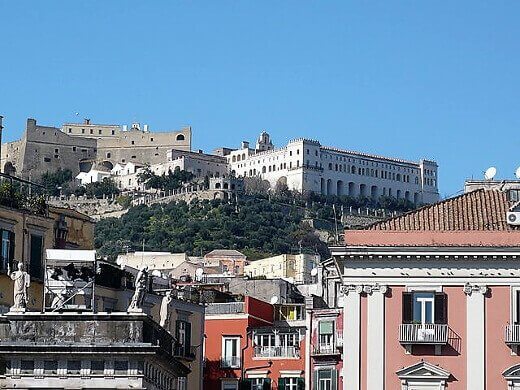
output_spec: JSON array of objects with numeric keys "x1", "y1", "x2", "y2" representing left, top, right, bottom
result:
[{"x1": 227, "y1": 133, "x2": 439, "y2": 204}]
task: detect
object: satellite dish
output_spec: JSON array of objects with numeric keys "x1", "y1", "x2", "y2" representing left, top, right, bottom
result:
[
  {"x1": 270, "y1": 296, "x2": 279, "y2": 305},
  {"x1": 484, "y1": 166, "x2": 497, "y2": 180},
  {"x1": 195, "y1": 268, "x2": 204, "y2": 281},
  {"x1": 310, "y1": 268, "x2": 318, "y2": 277},
  {"x1": 152, "y1": 269, "x2": 162, "y2": 277},
  {"x1": 515, "y1": 166, "x2": 520, "y2": 179}
]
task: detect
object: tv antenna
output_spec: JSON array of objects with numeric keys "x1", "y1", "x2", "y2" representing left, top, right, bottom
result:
[
  {"x1": 515, "y1": 166, "x2": 520, "y2": 179},
  {"x1": 484, "y1": 166, "x2": 497, "y2": 181}
]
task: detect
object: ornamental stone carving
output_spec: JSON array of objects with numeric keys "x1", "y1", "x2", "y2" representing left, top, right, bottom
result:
[{"x1": 463, "y1": 283, "x2": 488, "y2": 296}]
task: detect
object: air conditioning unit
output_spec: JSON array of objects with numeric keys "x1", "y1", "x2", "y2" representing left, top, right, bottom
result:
[{"x1": 507, "y1": 212, "x2": 520, "y2": 225}]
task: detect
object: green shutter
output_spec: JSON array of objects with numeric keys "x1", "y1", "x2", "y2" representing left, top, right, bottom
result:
[
  {"x1": 184, "y1": 321, "x2": 192, "y2": 356},
  {"x1": 278, "y1": 377, "x2": 286, "y2": 390},
  {"x1": 263, "y1": 378, "x2": 271, "y2": 390},
  {"x1": 319, "y1": 321, "x2": 333, "y2": 335},
  {"x1": 30, "y1": 235, "x2": 43, "y2": 279},
  {"x1": 8, "y1": 231, "x2": 15, "y2": 271},
  {"x1": 297, "y1": 377, "x2": 304, "y2": 390},
  {"x1": 331, "y1": 369, "x2": 337, "y2": 390},
  {"x1": 239, "y1": 378, "x2": 252, "y2": 390}
]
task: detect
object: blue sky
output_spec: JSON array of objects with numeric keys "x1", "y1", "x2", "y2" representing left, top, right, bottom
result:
[{"x1": 1, "y1": 1, "x2": 519, "y2": 197}]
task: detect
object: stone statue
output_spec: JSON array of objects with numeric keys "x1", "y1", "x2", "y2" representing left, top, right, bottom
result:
[
  {"x1": 160, "y1": 290, "x2": 174, "y2": 328},
  {"x1": 8, "y1": 261, "x2": 30, "y2": 312},
  {"x1": 128, "y1": 266, "x2": 148, "y2": 312}
]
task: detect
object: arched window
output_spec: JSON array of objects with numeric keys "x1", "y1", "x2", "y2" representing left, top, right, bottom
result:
[{"x1": 176, "y1": 134, "x2": 185, "y2": 141}]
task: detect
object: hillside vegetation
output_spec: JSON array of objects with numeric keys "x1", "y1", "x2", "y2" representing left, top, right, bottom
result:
[{"x1": 94, "y1": 197, "x2": 330, "y2": 261}]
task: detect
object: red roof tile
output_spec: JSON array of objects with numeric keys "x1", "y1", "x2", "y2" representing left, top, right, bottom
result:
[{"x1": 366, "y1": 189, "x2": 516, "y2": 232}]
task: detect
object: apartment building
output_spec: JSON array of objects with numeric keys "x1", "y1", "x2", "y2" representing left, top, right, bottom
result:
[
  {"x1": 204, "y1": 296, "x2": 306, "y2": 390},
  {"x1": 245, "y1": 253, "x2": 320, "y2": 284},
  {"x1": 330, "y1": 188, "x2": 520, "y2": 390}
]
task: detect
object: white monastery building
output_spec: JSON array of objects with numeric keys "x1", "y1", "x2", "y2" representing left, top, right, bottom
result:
[{"x1": 225, "y1": 132, "x2": 440, "y2": 204}]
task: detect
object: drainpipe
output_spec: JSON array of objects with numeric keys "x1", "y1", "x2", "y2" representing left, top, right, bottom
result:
[
  {"x1": 241, "y1": 327, "x2": 252, "y2": 382},
  {"x1": 305, "y1": 308, "x2": 312, "y2": 390}
]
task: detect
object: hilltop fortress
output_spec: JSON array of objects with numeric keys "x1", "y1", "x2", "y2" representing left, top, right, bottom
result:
[{"x1": 0, "y1": 118, "x2": 191, "y2": 179}]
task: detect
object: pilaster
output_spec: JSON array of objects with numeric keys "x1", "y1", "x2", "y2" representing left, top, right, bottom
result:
[{"x1": 464, "y1": 283, "x2": 487, "y2": 390}]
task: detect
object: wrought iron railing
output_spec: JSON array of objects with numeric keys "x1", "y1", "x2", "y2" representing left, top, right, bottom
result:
[
  {"x1": 398, "y1": 323, "x2": 449, "y2": 344},
  {"x1": 253, "y1": 345, "x2": 300, "y2": 358}
]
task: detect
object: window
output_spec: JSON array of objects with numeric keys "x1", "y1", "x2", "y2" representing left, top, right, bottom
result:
[
  {"x1": 68, "y1": 128, "x2": 72, "y2": 133},
  {"x1": 316, "y1": 369, "x2": 338, "y2": 390},
  {"x1": 175, "y1": 320, "x2": 192, "y2": 357},
  {"x1": 222, "y1": 380, "x2": 238, "y2": 390},
  {"x1": 67, "y1": 360, "x2": 81, "y2": 374},
  {"x1": 72, "y1": 146, "x2": 76, "y2": 151},
  {"x1": 176, "y1": 134, "x2": 185, "y2": 141},
  {"x1": 44, "y1": 157, "x2": 51, "y2": 162},
  {"x1": 89, "y1": 129, "x2": 93, "y2": 134},
  {"x1": 29, "y1": 234, "x2": 44, "y2": 279},
  {"x1": 250, "y1": 378, "x2": 271, "y2": 390},
  {"x1": 98, "y1": 129, "x2": 102, "y2": 135},
  {"x1": 21, "y1": 360, "x2": 34, "y2": 374},
  {"x1": 178, "y1": 377, "x2": 187, "y2": 390},
  {"x1": 111, "y1": 130, "x2": 115, "y2": 135},
  {"x1": 81, "y1": 128, "x2": 85, "y2": 134},
  {"x1": 106, "y1": 152, "x2": 111, "y2": 158},
  {"x1": 0, "y1": 230, "x2": 14, "y2": 271},
  {"x1": 222, "y1": 336, "x2": 240, "y2": 368},
  {"x1": 402, "y1": 292, "x2": 447, "y2": 324},
  {"x1": 91, "y1": 361, "x2": 104, "y2": 374},
  {"x1": 114, "y1": 361, "x2": 128, "y2": 374},
  {"x1": 44, "y1": 360, "x2": 58, "y2": 374},
  {"x1": 319, "y1": 321, "x2": 334, "y2": 347},
  {"x1": 278, "y1": 377, "x2": 303, "y2": 390}
]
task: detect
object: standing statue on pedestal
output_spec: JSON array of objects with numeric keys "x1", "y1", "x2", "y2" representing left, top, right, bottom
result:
[
  {"x1": 8, "y1": 261, "x2": 30, "y2": 312},
  {"x1": 160, "y1": 290, "x2": 174, "y2": 328},
  {"x1": 128, "y1": 266, "x2": 148, "y2": 312}
]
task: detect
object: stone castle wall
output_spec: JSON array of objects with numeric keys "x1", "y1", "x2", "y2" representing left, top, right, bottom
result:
[{"x1": 1, "y1": 119, "x2": 192, "y2": 180}]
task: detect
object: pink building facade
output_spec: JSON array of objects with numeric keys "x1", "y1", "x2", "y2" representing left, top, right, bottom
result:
[{"x1": 330, "y1": 189, "x2": 520, "y2": 390}]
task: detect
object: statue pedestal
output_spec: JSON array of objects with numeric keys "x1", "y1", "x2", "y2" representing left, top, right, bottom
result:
[
  {"x1": 8, "y1": 307, "x2": 27, "y2": 313},
  {"x1": 127, "y1": 308, "x2": 144, "y2": 313}
]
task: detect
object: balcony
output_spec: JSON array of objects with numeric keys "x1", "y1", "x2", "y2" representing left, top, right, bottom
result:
[
  {"x1": 312, "y1": 342, "x2": 341, "y2": 356},
  {"x1": 336, "y1": 331, "x2": 343, "y2": 347},
  {"x1": 399, "y1": 323, "x2": 449, "y2": 345},
  {"x1": 0, "y1": 173, "x2": 48, "y2": 216},
  {"x1": 253, "y1": 345, "x2": 300, "y2": 359},
  {"x1": 505, "y1": 325, "x2": 520, "y2": 345},
  {"x1": 221, "y1": 356, "x2": 241, "y2": 368},
  {"x1": 174, "y1": 345, "x2": 197, "y2": 360}
]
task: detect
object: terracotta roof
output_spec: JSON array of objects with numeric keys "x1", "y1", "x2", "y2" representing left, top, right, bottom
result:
[
  {"x1": 204, "y1": 249, "x2": 246, "y2": 258},
  {"x1": 366, "y1": 189, "x2": 517, "y2": 231}
]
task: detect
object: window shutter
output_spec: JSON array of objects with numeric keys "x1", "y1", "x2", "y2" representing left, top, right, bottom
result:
[
  {"x1": 8, "y1": 231, "x2": 15, "y2": 271},
  {"x1": 239, "y1": 379, "x2": 252, "y2": 390},
  {"x1": 184, "y1": 322, "x2": 192, "y2": 357},
  {"x1": 263, "y1": 378, "x2": 271, "y2": 390},
  {"x1": 434, "y1": 293, "x2": 447, "y2": 324},
  {"x1": 402, "y1": 292, "x2": 413, "y2": 323},
  {"x1": 331, "y1": 369, "x2": 338, "y2": 390},
  {"x1": 517, "y1": 291, "x2": 520, "y2": 324},
  {"x1": 297, "y1": 377, "x2": 304, "y2": 390},
  {"x1": 278, "y1": 377, "x2": 286, "y2": 390},
  {"x1": 312, "y1": 371, "x2": 318, "y2": 390},
  {"x1": 175, "y1": 320, "x2": 181, "y2": 355}
]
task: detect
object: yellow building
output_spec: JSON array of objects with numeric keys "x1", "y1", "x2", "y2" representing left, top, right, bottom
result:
[{"x1": 244, "y1": 253, "x2": 320, "y2": 284}]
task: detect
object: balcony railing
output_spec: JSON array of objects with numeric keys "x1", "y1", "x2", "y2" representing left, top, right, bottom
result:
[
  {"x1": 336, "y1": 331, "x2": 343, "y2": 347},
  {"x1": 0, "y1": 173, "x2": 48, "y2": 216},
  {"x1": 399, "y1": 323, "x2": 449, "y2": 345},
  {"x1": 312, "y1": 342, "x2": 340, "y2": 355},
  {"x1": 505, "y1": 324, "x2": 520, "y2": 344},
  {"x1": 221, "y1": 356, "x2": 241, "y2": 368},
  {"x1": 253, "y1": 345, "x2": 300, "y2": 358}
]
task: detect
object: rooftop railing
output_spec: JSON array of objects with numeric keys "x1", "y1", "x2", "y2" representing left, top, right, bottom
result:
[
  {"x1": 0, "y1": 173, "x2": 48, "y2": 216},
  {"x1": 205, "y1": 302, "x2": 245, "y2": 315}
]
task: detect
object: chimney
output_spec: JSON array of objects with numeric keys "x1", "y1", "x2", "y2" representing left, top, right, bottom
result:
[{"x1": 241, "y1": 141, "x2": 250, "y2": 149}]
